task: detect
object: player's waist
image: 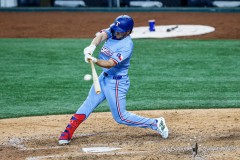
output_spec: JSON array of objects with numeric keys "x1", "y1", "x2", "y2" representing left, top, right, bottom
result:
[{"x1": 103, "y1": 72, "x2": 128, "y2": 80}]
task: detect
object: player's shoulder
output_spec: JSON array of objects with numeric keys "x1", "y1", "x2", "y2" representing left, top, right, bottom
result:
[
  {"x1": 117, "y1": 36, "x2": 133, "y2": 52},
  {"x1": 97, "y1": 28, "x2": 112, "y2": 39},
  {"x1": 123, "y1": 36, "x2": 133, "y2": 47},
  {"x1": 125, "y1": 36, "x2": 133, "y2": 42}
]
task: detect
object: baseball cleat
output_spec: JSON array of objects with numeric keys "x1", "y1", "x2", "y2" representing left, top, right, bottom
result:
[
  {"x1": 58, "y1": 130, "x2": 71, "y2": 145},
  {"x1": 156, "y1": 117, "x2": 169, "y2": 139},
  {"x1": 59, "y1": 139, "x2": 70, "y2": 145}
]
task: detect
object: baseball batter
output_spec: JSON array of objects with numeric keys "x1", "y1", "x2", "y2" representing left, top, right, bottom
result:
[{"x1": 59, "y1": 15, "x2": 169, "y2": 145}]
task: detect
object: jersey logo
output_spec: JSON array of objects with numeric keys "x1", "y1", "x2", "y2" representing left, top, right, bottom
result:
[
  {"x1": 101, "y1": 46, "x2": 113, "y2": 56},
  {"x1": 117, "y1": 53, "x2": 123, "y2": 61},
  {"x1": 116, "y1": 21, "x2": 120, "y2": 26}
]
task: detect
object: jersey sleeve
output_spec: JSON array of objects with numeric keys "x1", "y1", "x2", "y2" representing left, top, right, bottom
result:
[
  {"x1": 100, "y1": 28, "x2": 112, "y2": 39},
  {"x1": 110, "y1": 44, "x2": 133, "y2": 64}
]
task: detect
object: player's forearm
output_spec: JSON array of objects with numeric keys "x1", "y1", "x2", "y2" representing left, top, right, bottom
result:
[{"x1": 95, "y1": 59, "x2": 116, "y2": 69}]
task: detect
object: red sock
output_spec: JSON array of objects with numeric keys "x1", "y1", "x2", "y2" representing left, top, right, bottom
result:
[{"x1": 59, "y1": 114, "x2": 86, "y2": 140}]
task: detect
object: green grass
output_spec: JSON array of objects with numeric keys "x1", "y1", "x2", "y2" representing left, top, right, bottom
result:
[{"x1": 0, "y1": 39, "x2": 239, "y2": 119}]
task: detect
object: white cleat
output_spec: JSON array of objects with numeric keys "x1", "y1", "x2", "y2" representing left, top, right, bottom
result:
[
  {"x1": 156, "y1": 117, "x2": 169, "y2": 139},
  {"x1": 59, "y1": 139, "x2": 70, "y2": 145}
]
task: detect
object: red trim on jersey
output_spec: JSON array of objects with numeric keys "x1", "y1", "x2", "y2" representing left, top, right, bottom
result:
[
  {"x1": 115, "y1": 80, "x2": 149, "y2": 126},
  {"x1": 110, "y1": 58, "x2": 118, "y2": 64}
]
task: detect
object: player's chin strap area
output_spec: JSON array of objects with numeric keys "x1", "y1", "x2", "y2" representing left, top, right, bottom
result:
[{"x1": 111, "y1": 29, "x2": 126, "y2": 40}]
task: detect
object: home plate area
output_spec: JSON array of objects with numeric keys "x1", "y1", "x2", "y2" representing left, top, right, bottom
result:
[
  {"x1": 1, "y1": 110, "x2": 239, "y2": 160},
  {"x1": 8, "y1": 132, "x2": 240, "y2": 160},
  {"x1": 130, "y1": 25, "x2": 215, "y2": 39}
]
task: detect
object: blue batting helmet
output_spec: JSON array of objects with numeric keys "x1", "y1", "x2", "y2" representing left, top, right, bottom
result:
[{"x1": 110, "y1": 15, "x2": 134, "y2": 39}]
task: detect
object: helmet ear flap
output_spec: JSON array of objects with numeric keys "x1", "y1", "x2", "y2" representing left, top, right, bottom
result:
[{"x1": 110, "y1": 27, "x2": 115, "y2": 37}]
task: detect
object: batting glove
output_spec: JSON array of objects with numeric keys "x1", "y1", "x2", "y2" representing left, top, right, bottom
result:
[
  {"x1": 85, "y1": 54, "x2": 97, "y2": 63},
  {"x1": 84, "y1": 44, "x2": 96, "y2": 56}
]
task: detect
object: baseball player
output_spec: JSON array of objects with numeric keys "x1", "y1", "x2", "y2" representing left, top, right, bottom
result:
[{"x1": 59, "y1": 15, "x2": 169, "y2": 145}]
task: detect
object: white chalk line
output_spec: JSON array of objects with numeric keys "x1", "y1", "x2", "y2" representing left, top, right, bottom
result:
[
  {"x1": 25, "y1": 154, "x2": 68, "y2": 160},
  {"x1": 22, "y1": 146, "x2": 65, "y2": 151}
]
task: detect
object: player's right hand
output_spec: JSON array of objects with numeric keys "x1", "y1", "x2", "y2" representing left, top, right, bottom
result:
[
  {"x1": 84, "y1": 44, "x2": 96, "y2": 56},
  {"x1": 84, "y1": 54, "x2": 97, "y2": 63}
]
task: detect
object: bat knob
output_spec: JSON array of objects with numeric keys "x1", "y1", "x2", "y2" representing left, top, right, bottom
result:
[{"x1": 96, "y1": 91, "x2": 101, "y2": 94}]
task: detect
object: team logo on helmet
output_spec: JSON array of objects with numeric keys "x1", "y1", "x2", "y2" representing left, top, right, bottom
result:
[{"x1": 116, "y1": 21, "x2": 120, "y2": 26}]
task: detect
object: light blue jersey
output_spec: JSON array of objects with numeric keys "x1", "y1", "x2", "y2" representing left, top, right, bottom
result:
[{"x1": 99, "y1": 28, "x2": 133, "y2": 76}]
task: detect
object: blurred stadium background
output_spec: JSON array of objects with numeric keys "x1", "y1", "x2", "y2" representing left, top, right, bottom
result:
[{"x1": 1, "y1": 0, "x2": 240, "y2": 8}]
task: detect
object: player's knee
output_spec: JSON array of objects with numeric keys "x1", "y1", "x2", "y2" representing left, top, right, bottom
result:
[
  {"x1": 112, "y1": 110, "x2": 130, "y2": 124},
  {"x1": 113, "y1": 117, "x2": 127, "y2": 125}
]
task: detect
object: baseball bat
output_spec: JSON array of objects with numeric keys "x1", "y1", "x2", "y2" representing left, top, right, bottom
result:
[{"x1": 89, "y1": 60, "x2": 101, "y2": 94}]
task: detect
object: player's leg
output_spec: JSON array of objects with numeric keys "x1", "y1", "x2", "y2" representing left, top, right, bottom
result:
[
  {"x1": 104, "y1": 76, "x2": 168, "y2": 138},
  {"x1": 59, "y1": 82, "x2": 106, "y2": 145},
  {"x1": 104, "y1": 76, "x2": 157, "y2": 129},
  {"x1": 58, "y1": 113, "x2": 86, "y2": 145}
]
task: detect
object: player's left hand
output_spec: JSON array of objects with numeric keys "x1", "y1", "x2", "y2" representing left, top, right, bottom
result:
[{"x1": 84, "y1": 54, "x2": 97, "y2": 63}]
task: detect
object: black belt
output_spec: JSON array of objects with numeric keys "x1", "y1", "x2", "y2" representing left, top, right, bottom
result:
[{"x1": 103, "y1": 72, "x2": 123, "y2": 80}]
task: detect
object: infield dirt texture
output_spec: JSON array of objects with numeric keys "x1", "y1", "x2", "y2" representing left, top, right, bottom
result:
[{"x1": 0, "y1": 12, "x2": 240, "y2": 160}]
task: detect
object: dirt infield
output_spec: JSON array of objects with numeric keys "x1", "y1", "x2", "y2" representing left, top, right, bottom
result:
[
  {"x1": 0, "y1": 12, "x2": 239, "y2": 39},
  {"x1": 0, "y1": 109, "x2": 240, "y2": 160},
  {"x1": 0, "y1": 12, "x2": 240, "y2": 160}
]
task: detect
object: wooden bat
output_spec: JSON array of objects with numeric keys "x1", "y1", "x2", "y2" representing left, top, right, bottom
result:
[{"x1": 89, "y1": 60, "x2": 101, "y2": 94}]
